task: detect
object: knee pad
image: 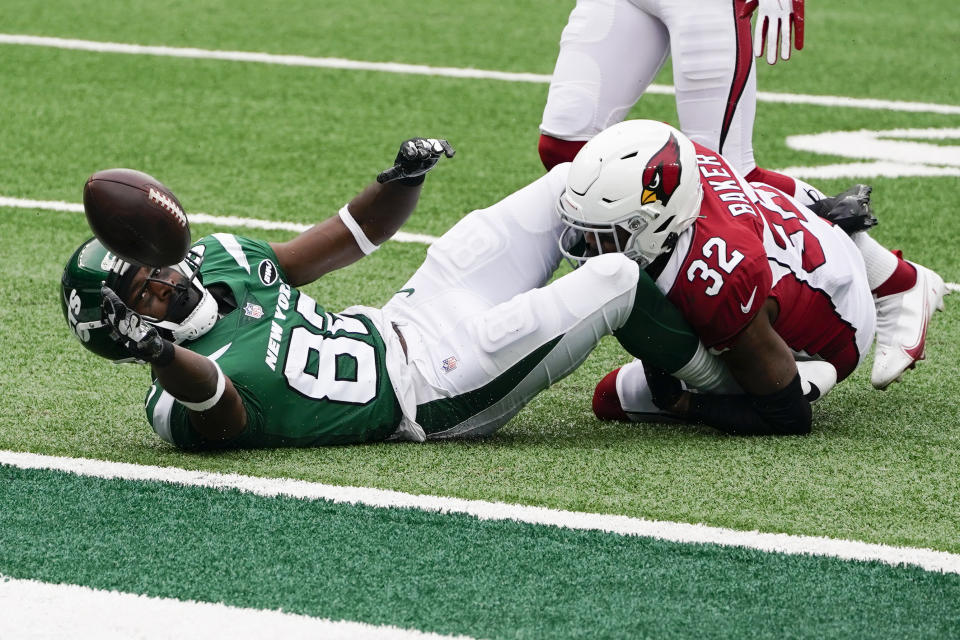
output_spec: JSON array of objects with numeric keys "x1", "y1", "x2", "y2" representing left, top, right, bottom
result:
[
  {"x1": 477, "y1": 295, "x2": 539, "y2": 354},
  {"x1": 559, "y1": 254, "x2": 639, "y2": 319},
  {"x1": 427, "y1": 211, "x2": 507, "y2": 272}
]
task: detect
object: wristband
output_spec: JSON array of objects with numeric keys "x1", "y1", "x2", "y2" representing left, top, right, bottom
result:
[
  {"x1": 179, "y1": 361, "x2": 227, "y2": 412},
  {"x1": 151, "y1": 339, "x2": 176, "y2": 367},
  {"x1": 338, "y1": 205, "x2": 380, "y2": 255}
]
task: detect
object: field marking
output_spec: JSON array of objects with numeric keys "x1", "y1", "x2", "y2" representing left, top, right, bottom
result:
[
  {"x1": 3, "y1": 450, "x2": 959, "y2": 576},
  {"x1": 4, "y1": 196, "x2": 958, "y2": 289},
  {"x1": 0, "y1": 195, "x2": 440, "y2": 245},
  {"x1": 2, "y1": 34, "x2": 960, "y2": 115},
  {"x1": 783, "y1": 127, "x2": 960, "y2": 179},
  {"x1": 0, "y1": 576, "x2": 475, "y2": 640}
]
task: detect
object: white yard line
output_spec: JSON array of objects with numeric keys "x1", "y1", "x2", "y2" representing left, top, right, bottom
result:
[
  {"x1": 0, "y1": 195, "x2": 440, "y2": 245},
  {"x1": 2, "y1": 34, "x2": 960, "y2": 115},
  {"x1": 3, "y1": 450, "x2": 959, "y2": 575},
  {"x1": 0, "y1": 576, "x2": 476, "y2": 640},
  {"x1": 5, "y1": 196, "x2": 959, "y2": 288}
]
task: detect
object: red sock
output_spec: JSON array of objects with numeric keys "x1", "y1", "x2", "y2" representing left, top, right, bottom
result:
[
  {"x1": 873, "y1": 250, "x2": 918, "y2": 297},
  {"x1": 745, "y1": 166, "x2": 797, "y2": 195},
  {"x1": 538, "y1": 135, "x2": 587, "y2": 171},
  {"x1": 592, "y1": 368, "x2": 628, "y2": 422}
]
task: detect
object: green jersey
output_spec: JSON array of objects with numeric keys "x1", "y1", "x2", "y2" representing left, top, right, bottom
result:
[{"x1": 144, "y1": 233, "x2": 402, "y2": 449}]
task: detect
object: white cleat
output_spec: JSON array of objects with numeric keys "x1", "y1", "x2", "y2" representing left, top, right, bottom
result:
[{"x1": 871, "y1": 262, "x2": 949, "y2": 389}]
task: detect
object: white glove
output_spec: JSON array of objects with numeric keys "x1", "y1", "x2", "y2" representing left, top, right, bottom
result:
[{"x1": 744, "y1": 0, "x2": 804, "y2": 65}]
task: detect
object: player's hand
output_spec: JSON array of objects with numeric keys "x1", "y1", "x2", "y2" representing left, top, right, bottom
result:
[
  {"x1": 741, "y1": 0, "x2": 804, "y2": 65},
  {"x1": 644, "y1": 367, "x2": 685, "y2": 414},
  {"x1": 808, "y1": 184, "x2": 878, "y2": 234},
  {"x1": 101, "y1": 285, "x2": 175, "y2": 366},
  {"x1": 377, "y1": 138, "x2": 455, "y2": 185}
]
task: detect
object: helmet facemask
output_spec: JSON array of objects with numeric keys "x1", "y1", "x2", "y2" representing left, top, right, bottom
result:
[
  {"x1": 114, "y1": 247, "x2": 218, "y2": 344},
  {"x1": 557, "y1": 190, "x2": 667, "y2": 267}
]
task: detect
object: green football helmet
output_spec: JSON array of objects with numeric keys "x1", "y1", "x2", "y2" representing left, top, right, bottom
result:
[
  {"x1": 61, "y1": 237, "x2": 219, "y2": 363},
  {"x1": 60, "y1": 238, "x2": 137, "y2": 362}
]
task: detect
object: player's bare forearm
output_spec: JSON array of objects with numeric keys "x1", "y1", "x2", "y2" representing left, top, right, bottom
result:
[
  {"x1": 721, "y1": 298, "x2": 798, "y2": 395},
  {"x1": 152, "y1": 347, "x2": 247, "y2": 441},
  {"x1": 270, "y1": 180, "x2": 420, "y2": 287},
  {"x1": 347, "y1": 179, "x2": 422, "y2": 245},
  {"x1": 270, "y1": 138, "x2": 452, "y2": 287}
]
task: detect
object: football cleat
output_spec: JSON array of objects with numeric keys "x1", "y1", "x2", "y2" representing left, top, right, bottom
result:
[{"x1": 871, "y1": 261, "x2": 948, "y2": 389}]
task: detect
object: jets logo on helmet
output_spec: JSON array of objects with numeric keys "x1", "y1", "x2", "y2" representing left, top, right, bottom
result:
[
  {"x1": 558, "y1": 120, "x2": 703, "y2": 267},
  {"x1": 641, "y1": 133, "x2": 682, "y2": 207}
]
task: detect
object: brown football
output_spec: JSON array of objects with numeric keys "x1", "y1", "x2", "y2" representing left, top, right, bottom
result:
[{"x1": 83, "y1": 168, "x2": 191, "y2": 267}]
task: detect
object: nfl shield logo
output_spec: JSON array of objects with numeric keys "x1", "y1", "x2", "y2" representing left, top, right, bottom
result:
[
  {"x1": 243, "y1": 302, "x2": 264, "y2": 319},
  {"x1": 441, "y1": 356, "x2": 458, "y2": 373}
]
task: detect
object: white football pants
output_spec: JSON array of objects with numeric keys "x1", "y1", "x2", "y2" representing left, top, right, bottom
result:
[
  {"x1": 540, "y1": 0, "x2": 759, "y2": 175},
  {"x1": 382, "y1": 165, "x2": 641, "y2": 439}
]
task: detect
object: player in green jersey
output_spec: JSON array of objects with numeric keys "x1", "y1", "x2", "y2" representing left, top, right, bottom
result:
[{"x1": 61, "y1": 138, "x2": 729, "y2": 449}]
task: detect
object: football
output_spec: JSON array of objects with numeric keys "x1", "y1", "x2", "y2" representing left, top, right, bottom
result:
[{"x1": 83, "y1": 168, "x2": 192, "y2": 267}]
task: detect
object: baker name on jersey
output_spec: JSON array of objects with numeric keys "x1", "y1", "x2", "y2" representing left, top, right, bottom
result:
[
  {"x1": 264, "y1": 282, "x2": 292, "y2": 371},
  {"x1": 697, "y1": 154, "x2": 755, "y2": 217}
]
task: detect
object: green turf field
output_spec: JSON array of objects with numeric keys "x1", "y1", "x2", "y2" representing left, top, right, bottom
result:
[{"x1": 1, "y1": 1, "x2": 958, "y2": 637}]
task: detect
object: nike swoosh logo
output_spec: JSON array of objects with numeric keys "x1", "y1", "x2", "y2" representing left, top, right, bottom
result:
[
  {"x1": 396, "y1": 288, "x2": 415, "y2": 298},
  {"x1": 740, "y1": 286, "x2": 758, "y2": 314},
  {"x1": 902, "y1": 292, "x2": 932, "y2": 360}
]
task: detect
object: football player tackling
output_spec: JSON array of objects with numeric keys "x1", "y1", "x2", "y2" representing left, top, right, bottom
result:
[
  {"x1": 61, "y1": 138, "x2": 731, "y2": 449},
  {"x1": 558, "y1": 120, "x2": 948, "y2": 435}
]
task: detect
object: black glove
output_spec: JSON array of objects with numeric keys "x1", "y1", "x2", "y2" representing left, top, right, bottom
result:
[
  {"x1": 101, "y1": 285, "x2": 175, "y2": 366},
  {"x1": 807, "y1": 184, "x2": 878, "y2": 234},
  {"x1": 644, "y1": 366, "x2": 685, "y2": 413},
  {"x1": 377, "y1": 138, "x2": 455, "y2": 185}
]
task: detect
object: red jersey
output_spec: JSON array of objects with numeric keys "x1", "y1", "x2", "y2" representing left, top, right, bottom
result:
[{"x1": 653, "y1": 143, "x2": 875, "y2": 380}]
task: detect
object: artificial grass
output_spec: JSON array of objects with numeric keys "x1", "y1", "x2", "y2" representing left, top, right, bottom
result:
[
  {"x1": 3, "y1": 465, "x2": 959, "y2": 640},
  {"x1": 0, "y1": 5, "x2": 958, "y2": 635},
  {"x1": 2, "y1": 206, "x2": 958, "y2": 553}
]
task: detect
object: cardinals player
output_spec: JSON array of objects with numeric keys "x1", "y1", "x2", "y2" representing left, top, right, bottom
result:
[
  {"x1": 539, "y1": 1, "x2": 942, "y2": 391},
  {"x1": 538, "y1": 0, "x2": 804, "y2": 191},
  {"x1": 558, "y1": 120, "x2": 947, "y2": 435}
]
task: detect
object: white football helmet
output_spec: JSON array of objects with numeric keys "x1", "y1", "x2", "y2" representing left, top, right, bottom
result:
[{"x1": 558, "y1": 120, "x2": 703, "y2": 267}]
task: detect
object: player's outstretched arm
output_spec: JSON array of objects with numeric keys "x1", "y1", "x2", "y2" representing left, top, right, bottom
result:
[
  {"x1": 101, "y1": 287, "x2": 247, "y2": 441},
  {"x1": 271, "y1": 138, "x2": 454, "y2": 287}
]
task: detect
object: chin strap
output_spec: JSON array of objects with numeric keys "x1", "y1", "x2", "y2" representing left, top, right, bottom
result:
[{"x1": 165, "y1": 286, "x2": 219, "y2": 343}]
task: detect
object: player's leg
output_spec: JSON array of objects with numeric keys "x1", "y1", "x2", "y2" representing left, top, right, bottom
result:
[
  {"x1": 593, "y1": 358, "x2": 837, "y2": 423},
  {"x1": 659, "y1": 0, "x2": 757, "y2": 174},
  {"x1": 801, "y1": 185, "x2": 950, "y2": 388},
  {"x1": 413, "y1": 253, "x2": 736, "y2": 439},
  {"x1": 854, "y1": 233, "x2": 949, "y2": 388},
  {"x1": 539, "y1": 0, "x2": 669, "y2": 169},
  {"x1": 393, "y1": 165, "x2": 569, "y2": 315},
  {"x1": 415, "y1": 253, "x2": 642, "y2": 438}
]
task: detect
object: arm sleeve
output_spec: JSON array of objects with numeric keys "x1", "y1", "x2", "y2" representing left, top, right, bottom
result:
[{"x1": 685, "y1": 373, "x2": 812, "y2": 435}]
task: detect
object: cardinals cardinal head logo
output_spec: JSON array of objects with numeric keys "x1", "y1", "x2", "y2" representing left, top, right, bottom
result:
[{"x1": 640, "y1": 133, "x2": 682, "y2": 207}]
